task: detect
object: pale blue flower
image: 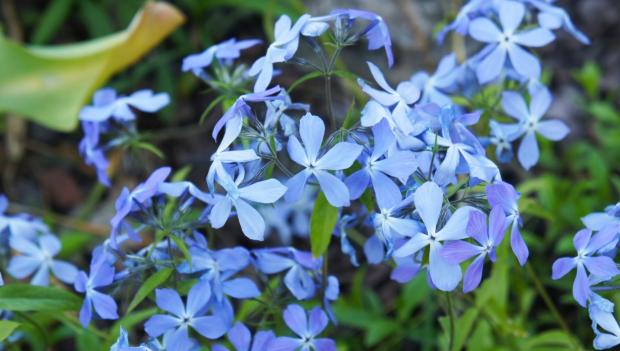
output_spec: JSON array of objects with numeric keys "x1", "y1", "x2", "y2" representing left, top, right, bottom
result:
[
  {"x1": 285, "y1": 113, "x2": 363, "y2": 207},
  {"x1": 468, "y1": 1, "x2": 555, "y2": 83},
  {"x1": 79, "y1": 88, "x2": 169, "y2": 123},
  {"x1": 182, "y1": 38, "x2": 261, "y2": 75},
  {"x1": 394, "y1": 182, "x2": 474, "y2": 291},
  {"x1": 74, "y1": 254, "x2": 119, "y2": 327},
  {"x1": 410, "y1": 54, "x2": 459, "y2": 106},
  {"x1": 270, "y1": 304, "x2": 336, "y2": 351}
]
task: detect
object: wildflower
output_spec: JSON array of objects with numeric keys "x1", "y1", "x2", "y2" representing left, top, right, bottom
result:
[
  {"x1": 249, "y1": 14, "x2": 312, "y2": 92},
  {"x1": 253, "y1": 248, "x2": 320, "y2": 300},
  {"x1": 468, "y1": 0, "x2": 555, "y2": 83},
  {"x1": 182, "y1": 38, "x2": 261, "y2": 75},
  {"x1": 213, "y1": 322, "x2": 276, "y2": 351},
  {"x1": 358, "y1": 62, "x2": 420, "y2": 134},
  {"x1": 208, "y1": 168, "x2": 287, "y2": 240},
  {"x1": 394, "y1": 181, "x2": 474, "y2": 291},
  {"x1": 271, "y1": 304, "x2": 336, "y2": 351},
  {"x1": 144, "y1": 281, "x2": 227, "y2": 350},
  {"x1": 74, "y1": 254, "x2": 119, "y2": 327},
  {"x1": 501, "y1": 87, "x2": 569, "y2": 169},
  {"x1": 552, "y1": 228, "x2": 620, "y2": 307},
  {"x1": 7, "y1": 233, "x2": 77, "y2": 286},
  {"x1": 441, "y1": 207, "x2": 507, "y2": 292},
  {"x1": 410, "y1": 54, "x2": 459, "y2": 106},
  {"x1": 285, "y1": 113, "x2": 363, "y2": 207},
  {"x1": 79, "y1": 88, "x2": 170, "y2": 123},
  {"x1": 486, "y1": 181, "x2": 529, "y2": 265}
]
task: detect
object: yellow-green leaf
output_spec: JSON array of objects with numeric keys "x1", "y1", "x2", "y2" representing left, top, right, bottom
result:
[
  {"x1": 0, "y1": 2, "x2": 185, "y2": 131},
  {"x1": 310, "y1": 191, "x2": 339, "y2": 257},
  {"x1": 0, "y1": 320, "x2": 20, "y2": 342}
]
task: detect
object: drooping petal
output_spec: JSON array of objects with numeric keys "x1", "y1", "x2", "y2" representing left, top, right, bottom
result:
[
  {"x1": 235, "y1": 199, "x2": 266, "y2": 241},
  {"x1": 510, "y1": 221, "x2": 529, "y2": 265},
  {"x1": 90, "y1": 291, "x2": 119, "y2": 320},
  {"x1": 30, "y1": 266, "x2": 50, "y2": 286},
  {"x1": 551, "y1": 257, "x2": 577, "y2": 280},
  {"x1": 463, "y1": 254, "x2": 486, "y2": 293},
  {"x1": 573, "y1": 264, "x2": 590, "y2": 307},
  {"x1": 429, "y1": 243, "x2": 462, "y2": 291},
  {"x1": 508, "y1": 44, "x2": 541, "y2": 80},
  {"x1": 517, "y1": 131, "x2": 539, "y2": 170},
  {"x1": 79, "y1": 298, "x2": 93, "y2": 328},
  {"x1": 489, "y1": 206, "x2": 508, "y2": 245},
  {"x1": 366, "y1": 61, "x2": 396, "y2": 94},
  {"x1": 476, "y1": 45, "x2": 507, "y2": 83},
  {"x1": 284, "y1": 170, "x2": 310, "y2": 203},
  {"x1": 315, "y1": 170, "x2": 350, "y2": 207},
  {"x1": 209, "y1": 197, "x2": 233, "y2": 229},
  {"x1": 372, "y1": 171, "x2": 402, "y2": 210}
]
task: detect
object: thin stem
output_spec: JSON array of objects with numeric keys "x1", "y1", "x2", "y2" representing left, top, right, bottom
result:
[
  {"x1": 445, "y1": 292, "x2": 456, "y2": 351},
  {"x1": 325, "y1": 74, "x2": 336, "y2": 131},
  {"x1": 428, "y1": 134, "x2": 439, "y2": 179},
  {"x1": 525, "y1": 262, "x2": 572, "y2": 335}
]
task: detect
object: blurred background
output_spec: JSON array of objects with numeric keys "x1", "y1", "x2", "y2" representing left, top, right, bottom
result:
[{"x1": 1, "y1": 0, "x2": 620, "y2": 350}]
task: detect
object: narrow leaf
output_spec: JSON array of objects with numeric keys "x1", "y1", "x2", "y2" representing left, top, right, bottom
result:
[
  {"x1": 0, "y1": 284, "x2": 81, "y2": 311},
  {"x1": 126, "y1": 268, "x2": 173, "y2": 313},
  {"x1": 0, "y1": 320, "x2": 20, "y2": 341}
]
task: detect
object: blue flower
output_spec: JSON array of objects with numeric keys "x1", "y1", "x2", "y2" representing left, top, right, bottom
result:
[
  {"x1": 79, "y1": 121, "x2": 110, "y2": 186},
  {"x1": 582, "y1": 203, "x2": 620, "y2": 234},
  {"x1": 271, "y1": 304, "x2": 336, "y2": 351},
  {"x1": 213, "y1": 86, "x2": 283, "y2": 140},
  {"x1": 74, "y1": 254, "x2": 119, "y2": 327},
  {"x1": 7, "y1": 233, "x2": 77, "y2": 286},
  {"x1": 213, "y1": 322, "x2": 276, "y2": 351},
  {"x1": 486, "y1": 181, "x2": 529, "y2": 265},
  {"x1": 0, "y1": 195, "x2": 49, "y2": 239},
  {"x1": 79, "y1": 88, "x2": 170, "y2": 123},
  {"x1": 441, "y1": 207, "x2": 507, "y2": 292},
  {"x1": 468, "y1": 1, "x2": 555, "y2": 83},
  {"x1": 589, "y1": 293, "x2": 620, "y2": 350},
  {"x1": 345, "y1": 119, "x2": 417, "y2": 200},
  {"x1": 487, "y1": 120, "x2": 517, "y2": 163},
  {"x1": 410, "y1": 54, "x2": 459, "y2": 106},
  {"x1": 436, "y1": 0, "x2": 490, "y2": 43},
  {"x1": 358, "y1": 62, "x2": 420, "y2": 134},
  {"x1": 248, "y1": 14, "x2": 312, "y2": 92},
  {"x1": 331, "y1": 9, "x2": 394, "y2": 67},
  {"x1": 110, "y1": 167, "x2": 172, "y2": 247},
  {"x1": 208, "y1": 168, "x2": 287, "y2": 240},
  {"x1": 526, "y1": 0, "x2": 590, "y2": 44},
  {"x1": 394, "y1": 182, "x2": 474, "y2": 291},
  {"x1": 110, "y1": 327, "x2": 147, "y2": 351},
  {"x1": 552, "y1": 228, "x2": 620, "y2": 307},
  {"x1": 177, "y1": 245, "x2": 260, "y2": 304},
  {"x1": 253, "y1": 248, "x2": 321, "y2": 300},
  {"x1": 501, "y1": 87, "x2": 569, "y2": 169},
  {"x1": 285, "y1": 113, "x2": 363, "y2": 207},
  {"x1": 144, "y1": 281, "x2": 227, "y2": 351},
  {"x1": 182, "y1": 38, "x2": 261, "y2": 75}
]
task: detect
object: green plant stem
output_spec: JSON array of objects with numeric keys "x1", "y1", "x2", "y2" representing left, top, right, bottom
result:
[
  {"x1": 525, "y1": 262, "x2": 571, "y2": 335},
  {"x1": 324, "y1": 46, "x2": 343, "y2": 132},
  {"x1": 446, "y1": 292, "x2": 456, "y2": 351}
]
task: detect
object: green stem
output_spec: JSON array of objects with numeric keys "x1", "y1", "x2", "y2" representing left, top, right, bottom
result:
[
  {"x1": 324, "y1": 46, "x2": 343, "y2": 132},
  {"x1": 446, "y1": 292, "x2": 456, "y2": 351},
  {"x1": 525, "y1": 262, "x2": 572, "y2": 335}
]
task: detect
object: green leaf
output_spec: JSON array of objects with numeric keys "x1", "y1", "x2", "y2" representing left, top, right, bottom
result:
[
  {"x1": 451, "y1": 308, "x2": 479, "y2": 351},
  {"x1": 310, "y1": 191, "x2": 339, "y2": 257},
  {"x1": 287, "y1": 71, "x2": 323, "y2": 93},
  {"x1": 31, "y1": 0, "x2": 74, "y2": 44},
  {"x1": 170, "y1": 234, "x2": 192, "y2": 267},
  {"x1": 0, "y1": 284, "x2": 81, "y2": 311},
  {"x1": 126, "y1": 268, "x2": 173, "y2": 314},
  {"x1": 572, "y1": 61, "x2": 601, "y2": 99},
  {"x1": 342, "y1": 99, "x2": 359, "y2": 130},
  {"x1": 0, "y1": 2, "x2": 185, "y2": 131},
  {"x1": 0, "y1": 320, "x2": 20, "y2": 341},
  {"x1": 133, "y1": 141, "x2": 165, "y2": 159},
  {"x1": 522, "y1": 330, "x2": 577, "y2": 349},
  {"x1": 105, "y1": 307, "x2": 158, "y2": 347}
]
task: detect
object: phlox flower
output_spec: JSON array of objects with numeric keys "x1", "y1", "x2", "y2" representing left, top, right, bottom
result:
[
  {"x1": 212, "y1": 322, "x2": 276, "y2": 351},
  {"x1": 394, "y1": 181, "x2": 474, "y2": 291},
  {"x1": 410, "y1": 54, "x2": 459, "y2": 106},
  {"x1": 74, "y1": 254, "x2": 119, "y2": 327},
  {"x1": 285, "y1": 113, "x2": 362, "y2": 207},
  {"x1": 271, "y1": 304, "x2": 336, "y2": 351},
  {"x1": 7, "y1": 233, "x2": 77, "y2": 286},
  {"x1": 182, "y1": 38, "x2": 261, "y2": 75},
  {"x1": 468, "y1": 0, "x2": 555, "y2": 83},
  {"x1": 552, "y1": 228, "x2": 620, "y2": 307},
  {"x1": 79, "y1": 88, "x2": 169, "y2": 123},
  {"x1": 253, "y1": 248, "x2": 321, "y2": 300},
  {"x1": 441, "y1": 206, "x2": 507, "y2": 292},
  {"x1": 144, "y1": 281, "x2": 227, "y2": 351},
  {"x1": 501, "y1": 87, "x2": 569, "y2": 170}
]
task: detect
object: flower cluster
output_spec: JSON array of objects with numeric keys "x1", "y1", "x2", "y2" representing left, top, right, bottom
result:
[
  {"x1": 552, "y1": 204, "x2": 620, "y2": 350},
  {"x1": 0, "y1": 1, "x2": 590, "y2": 350}
]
